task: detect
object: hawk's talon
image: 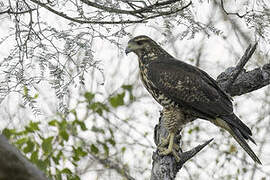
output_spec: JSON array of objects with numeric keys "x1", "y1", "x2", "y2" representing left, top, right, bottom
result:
[
  {"x1": 159, "y1": 136, "x2": 170, "y2": 147},
  {"x1": 172, "y1": 149, "x2": 181, "y2": 162},
  {"x1": 158, "y1": 132, "x2": 181, "y2": 162}
]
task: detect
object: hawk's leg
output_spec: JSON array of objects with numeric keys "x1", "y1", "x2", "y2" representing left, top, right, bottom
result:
[
  {"x1": 157, "y1": 108, "x2": 186, "y2": 162},
  {"x1": 158, "y1": 133, "x2": 180, "y2": 151}
]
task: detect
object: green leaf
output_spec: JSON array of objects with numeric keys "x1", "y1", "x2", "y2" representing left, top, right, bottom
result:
[
  {"x1": 107, "y1": 138, "x2": 116, "y2": 146},
  {"x1": 109, "y1": 92, "x2": 125, "y2": 108},
  {"x1": 36, "y1": 160, "x2": 47, "y2": 172},
  {"x1": 23, "y1": 86, "x2": 29, "y2": 95},
  {"x1": 91, "y1": 126, "x2": 105, "y2": 134},
  {"x1": 102, "y1": 143, "x2": 109, "y2": 156},
  {"x1": 122, "y1": 85, "x2": 134, "y2": 101},
  {"x1": 25, "y1": 121, "x2": 40, "y2": 132},
  {"x1": 15, "y1": 137, "x2": 28, "y2": 145},
  {"x1": 84, "y1": 92, "x2": 95, "y2": 102},
  {"x1": 48, "y1": 119, "x2": 58, "y2": 126},
  {"x1": 121, "y1": 147, "x2": 126, "y2": 153},
  {"x1": 75, "y1": 120, "x2": 87, "y2": 131},
  {"x1": 2, "y1": 128, "x2": 16, "y2": 139},
  {"x1": 72, "y1": 146, "x2": 87, "y2": 162},
  {"x1": 78, "y1": 147, "x2": 87, "y2": 157},
  {"x1": 42, "y1": 136, "x2": 54, "y2": 154},
  {"x1": 62, "y1": 168, "x2": 72, "y2": 175},
  {"x1": 30, "y1": 150, "x2": 39, "y2": 162},
  {"x1": 89, "y1": 102, "x2": 109, "y2": 115},
  {"x1": 60, "y1": 130, "x2": 69, "y2": 141},
  {"x1": 23, "y1": 139, "x2": 35, "y2": 153},
  {"x1": 53, "y1": 151, "x2": 62, "y2": 165},
  {"x1": 33, "y1": 93, "x2": 39, "y2": 99},
  {"x1": 122, "y1": 85, "x2": 132, "y2": 91},
  {"x1": 90, "y1": 144, "x2": 99, "y2": 154},
  {"x1": 69, "y1": 175, "x2": 80, "y2": 180}
]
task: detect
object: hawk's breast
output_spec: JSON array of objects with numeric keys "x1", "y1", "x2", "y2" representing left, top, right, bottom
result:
[{"x1": 139, "y1": 63, "x2": 176, "y2": 108}]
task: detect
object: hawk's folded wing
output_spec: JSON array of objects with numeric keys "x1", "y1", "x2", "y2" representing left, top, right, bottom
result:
[{"x1": 147, "y1": 59, "x2": 233, "y2": 119}]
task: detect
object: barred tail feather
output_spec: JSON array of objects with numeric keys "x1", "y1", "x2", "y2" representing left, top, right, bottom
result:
[
  {"x1": 227, "y1": 124, "x2": 261, "y2": 164},
  {"x1": 220, "y1": 114, "x2": 256, "y2": 145},
  {"x1": 214, "y1": 117, "x2": 261, "y2": 164}
]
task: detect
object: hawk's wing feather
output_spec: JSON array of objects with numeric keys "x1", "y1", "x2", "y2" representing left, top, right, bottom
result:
[{"x1": 148, "y1": 59, "x2": 233, "y2": 119}]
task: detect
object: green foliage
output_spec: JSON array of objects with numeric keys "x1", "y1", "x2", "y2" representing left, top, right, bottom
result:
[
  {"x1": 2, "y1": 85, "x2": 133, "y2": 179},
  {"x1": 109, "y1": 92, "x2": 125, "y2": 108},
  {"x1": 42, "y1": 137, "x2": 54, "y2": 154},
  {"x1": 90, "y1": 144, "x2": 99, "y2": 154},
  {"x1": 122, "y1": 84, "x2": 135, "y2": 101},
  {"x1": 89, "y1": 102, "x2": 109, "y2": 115},
  {"x1": 84, "y1": 92, "x2": 95, "y2": 103}
]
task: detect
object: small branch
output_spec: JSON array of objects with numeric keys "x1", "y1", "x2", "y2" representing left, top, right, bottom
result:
[
  {"x1": 0, "y1": 8, "x2": 37, "y2": 15},
  {"x1": 92, "y1": 154, "x2": 135, "y2": 180},
  {"x1": 178, "y1": 138, "x2": 214, "y2": 164},
  {"x1": 223, "y1": 42, "x2": 258, "y2": 92},
  {"x1": 80, "y1": 0, "x2": 142, "y2": 18}
]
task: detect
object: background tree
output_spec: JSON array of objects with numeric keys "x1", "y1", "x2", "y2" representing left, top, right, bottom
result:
[{"x1": 0, "y1": 0, "x2": 269, "y2": 179}]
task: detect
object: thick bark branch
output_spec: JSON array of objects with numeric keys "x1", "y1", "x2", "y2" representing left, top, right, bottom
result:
[
  {"x1": 151, "y1": 43, "x2": 270, "y2": 179},
  {"x1": 0, "y1": 135, "x2": 49, "y2": 180},
  {"x1": 217, "y1": 63, "x2": 270, "y2": 96}
]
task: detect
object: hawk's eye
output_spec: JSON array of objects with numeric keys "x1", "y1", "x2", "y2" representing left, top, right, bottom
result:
[{"x1": 137, "y1": 41, "x2": 143, "y2": 45}]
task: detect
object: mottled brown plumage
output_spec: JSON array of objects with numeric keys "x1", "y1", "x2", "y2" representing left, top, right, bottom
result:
[{"x1": 125, "y1": 35, "x2": 261, "y2": 164}]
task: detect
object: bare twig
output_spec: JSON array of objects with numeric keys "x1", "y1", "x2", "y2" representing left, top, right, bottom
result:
[
  {"x1": 224, "y1": 42, "x2": 257, "y2": 89},
  {"x1": 91, "y1": 154, "x2": 135, "y2": 180},
  {"x1": 0, "y1": 8, "x2": 37, "y2": 15}
]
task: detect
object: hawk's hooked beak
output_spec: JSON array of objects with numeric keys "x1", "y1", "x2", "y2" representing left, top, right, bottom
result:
[{"x1": 125, "y1": 45, "x2": 132, "y2": 55}]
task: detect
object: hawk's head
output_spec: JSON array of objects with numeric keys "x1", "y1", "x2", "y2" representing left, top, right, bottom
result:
[
  {"x1": 125, "y1": 35, "x2": 156, "y2": 55},
  {"x1": 125, "y1": 35, "x2": 169, "y2": 59}
]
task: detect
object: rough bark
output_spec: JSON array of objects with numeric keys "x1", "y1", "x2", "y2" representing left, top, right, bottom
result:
[
  {"x1": 0, "y1": 135, "x2": 49, "y2": 180},
  {"x1": 151, "y1": 43, "x2": 270, "y2": 180}
]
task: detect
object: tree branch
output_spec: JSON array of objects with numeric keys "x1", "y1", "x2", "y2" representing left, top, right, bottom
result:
[
  {"x1": 217, "y1": 62, "x2": 270, "y2": 96},
  {"x1": 28, "y1": 0, "x2": 191, "y2": 25},
  {"x1": 217, "y1": 43, "x2": 270, "y2": 96},
  {"x1": 151, "y1": 43, "x2": 270, "y2": 179},
  {"x1": 29, "y1": 0, "x2": 146, "y2": 24}
]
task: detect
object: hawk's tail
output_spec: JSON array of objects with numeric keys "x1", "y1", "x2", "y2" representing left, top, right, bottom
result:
[{"x1": 217, "y1": 115, "x2": 261, "y2": 164}]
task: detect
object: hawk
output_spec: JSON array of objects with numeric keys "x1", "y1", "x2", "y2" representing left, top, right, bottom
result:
[{"x1": 125, "y1": 35, "x2": 261, "y2": 164}]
